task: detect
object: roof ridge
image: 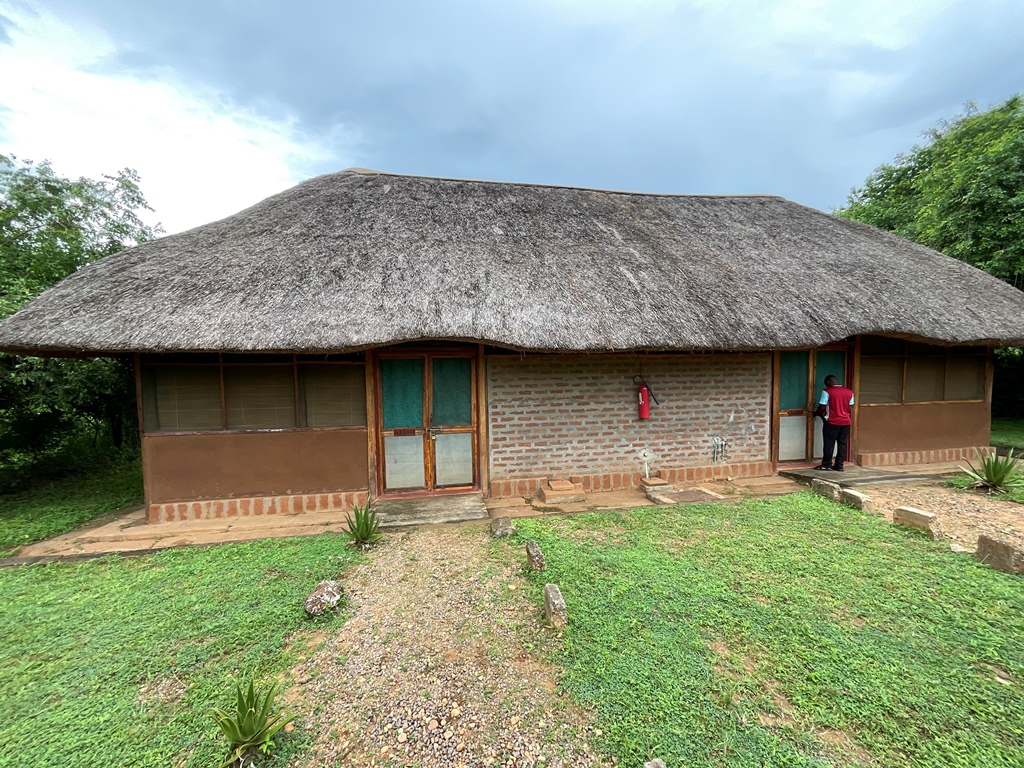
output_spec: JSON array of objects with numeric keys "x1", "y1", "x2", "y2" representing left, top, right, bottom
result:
[{"x1": 338, "y1": 167, "x2": 785, "y2": 201}]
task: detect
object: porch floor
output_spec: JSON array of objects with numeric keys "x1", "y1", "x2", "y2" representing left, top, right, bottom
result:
[
  {"x1": 3, "y1": 460, "x2": 970, "y2": 563},
  {"x1": 779, "y1": 460, "x2": 966, "y2": 488}
]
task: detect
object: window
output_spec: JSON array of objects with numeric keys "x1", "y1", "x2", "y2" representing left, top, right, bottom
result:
[
  {"x1": 140, "y1": 354, "x2": 366, "y2": 432},
  {"x1": 859, "y1": 337, "x2": 986, "y2": 404},
  {"x1": 299, "y1": 365, "x2": 366, "y2": 427}
]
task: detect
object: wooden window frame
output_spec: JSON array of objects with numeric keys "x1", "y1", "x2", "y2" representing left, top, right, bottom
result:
[
  {"x1": 858, "y1": 339, "x2": 987, "y2": 407},
  {"x1": 138, "y1": 353, "x2": 368, "y2": 434}
]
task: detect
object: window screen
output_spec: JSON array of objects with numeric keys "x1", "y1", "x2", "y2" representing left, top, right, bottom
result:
[
  {"x1": 905, "y1": 357, "x2": 945, "y2": 402},
  {"x1": 859, "y1": 358, "x2": 903, "y2": 404},
  {"x1": 149, "y1": 367, "x2": 222, "y2": 431},
  {"x1": 945, "y1": 356, "x2": 986, "y2": 401},
  {"x1": 224, "y1": 366, "x2": 297, "y2": 430},
  {"x1": 300, "y1": 365, "x2": 366, "y2": 427}
]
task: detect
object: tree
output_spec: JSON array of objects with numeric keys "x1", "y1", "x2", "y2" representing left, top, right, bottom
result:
[
  {"x1": 0, "y1": 156, "x2": 159, "y2": 476},
  {"x1": 838, "y1": 95, "x2": 1024, "y2": 289}
]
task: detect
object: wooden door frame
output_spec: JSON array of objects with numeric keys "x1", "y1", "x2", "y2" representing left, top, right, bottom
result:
[
  {"x1": 771, "y1": 344, "x2": 854, "y2": 468},
  {"x1": 373, "y1": 347, "x2": 481, "y2": 498}
]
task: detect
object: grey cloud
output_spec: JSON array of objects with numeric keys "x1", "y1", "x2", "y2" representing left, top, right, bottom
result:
[{"x1": 34, "y1": 0, "x2": 1024, "y2": 212}]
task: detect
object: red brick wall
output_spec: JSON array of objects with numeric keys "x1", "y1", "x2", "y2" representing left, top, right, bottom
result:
[{"x1": 486, "y1": 354, "x2": 771, "y2": 481}]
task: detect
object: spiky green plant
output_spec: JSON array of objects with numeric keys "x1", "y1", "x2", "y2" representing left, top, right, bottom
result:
[
  {"x1": 959, "y1": 448, "x2": 1024, "y2": 494},
  {"x1": 344, "y1": 502, "x2": 383, "y2": 550},
  {"x1": 210, "y1": 678, "x2": 293, "y2": 768}
]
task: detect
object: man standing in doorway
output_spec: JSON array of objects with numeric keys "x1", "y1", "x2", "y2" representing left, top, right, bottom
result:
[{"x1": 814, "y1": 374, "x2": 854, "y2": 471}]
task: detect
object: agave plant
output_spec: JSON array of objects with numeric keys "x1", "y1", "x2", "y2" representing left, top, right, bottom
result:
[
  {"x1": 344, "y1": 502, "x2": 383, "y2": 550},
  {"x1": 959, "y1": 448, "x2": 1024, "y2": 494},
  {"x1": 211, "y1": 678, "x2": 293, "y2": 768}
]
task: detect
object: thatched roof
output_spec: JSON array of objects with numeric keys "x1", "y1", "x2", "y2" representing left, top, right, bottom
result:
[{"x1": 2, "y1": 168, "x2": 1024, "y2": 355}]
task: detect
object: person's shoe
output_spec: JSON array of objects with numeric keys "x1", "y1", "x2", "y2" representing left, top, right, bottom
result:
[
  {"x1": 812, "y1": 465, "x2": 833, "y2": 471},
  {"x1": 833, "y1": 466, "x2": 845, "y2": 472}
]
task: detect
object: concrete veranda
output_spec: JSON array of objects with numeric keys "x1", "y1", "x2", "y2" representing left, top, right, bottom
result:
[{"x1": 3, "y1": 460, "x2": 969, "y2": 563}]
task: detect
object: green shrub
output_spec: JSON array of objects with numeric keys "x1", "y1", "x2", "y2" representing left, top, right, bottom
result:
[
  {"x1": 344, "y1": 502, "x2": 383, "y2": 550},
  {"x1": 210, "y1": 677, "x2": 293, "y2": 768},
  {"x1": 959, "y1": 448, "x2": 1024, "y2": 493}
]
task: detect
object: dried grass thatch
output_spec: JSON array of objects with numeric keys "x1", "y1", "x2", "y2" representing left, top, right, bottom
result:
[{"x1": 2, "y1": 168, "x2": 1023, "y2": 355}]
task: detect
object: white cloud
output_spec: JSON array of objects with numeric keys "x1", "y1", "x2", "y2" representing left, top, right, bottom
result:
[{"x1": 0, "y1": 2, "x2": 353, "y2": 233}]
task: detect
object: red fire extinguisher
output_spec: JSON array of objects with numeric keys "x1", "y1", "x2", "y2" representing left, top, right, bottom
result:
[{"x1": 633, "y1": 375, "x2": 659, "y2": 420}]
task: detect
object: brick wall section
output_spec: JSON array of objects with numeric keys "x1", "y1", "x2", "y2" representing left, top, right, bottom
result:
[
  {"x1": 486, "y1": 354, "x2": 771, "y2": 483},
  {"x1": 148, "y1": 490, "x2": 369, "y2": 523},
  {"x1": 857, "y1": 446, "x2": 992, "y2": 467}
]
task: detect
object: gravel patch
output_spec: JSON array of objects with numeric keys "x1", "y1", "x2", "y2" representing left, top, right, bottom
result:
[
  {"x1": 287, "y1": 524, "x2": 611, "y2": 768},
  {"x1": 861, "y1": 480, "x2": 1024, "y2": 550}
]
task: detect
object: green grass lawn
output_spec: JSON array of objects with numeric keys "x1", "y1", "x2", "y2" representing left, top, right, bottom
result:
[
  {"x1": 511, "y1": 496, "x2": 1024, "y2": 768},
  {"x1": 0, "y1": 536, "x2": 361, "y2": 768},
  {"x1": 992, "y1": 417, "x2": 1024, "y2": 450},
  {"x1": 0, "y1": 460, "x2": 143, "y2": 555}
]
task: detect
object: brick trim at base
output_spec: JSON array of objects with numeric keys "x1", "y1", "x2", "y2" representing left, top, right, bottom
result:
[
  {"x1": 148, "y1": 491, "x2": 370, "y2": 524},
  {"x1": 856, "y1": 446, "x2": 993, "y2": 467},
  {"x1": 488, "y1": 460, "x2": 773, "y2": 498}
]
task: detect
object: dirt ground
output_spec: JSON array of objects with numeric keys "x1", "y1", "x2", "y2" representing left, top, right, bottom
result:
[
  {"x1": 861, "y1": 479, "x2": 1024, "y2": 550},
  {"x1": 283, "y1": 479, "x2": 1022, "y2": 768},
  {"x1": 286, "y1": 524, "x2": 610, "y2": 768}
]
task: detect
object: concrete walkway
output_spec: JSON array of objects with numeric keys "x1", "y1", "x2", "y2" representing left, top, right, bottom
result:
[
  {"x1": 4, "y1": 460, "x2": 969, "y2": 564},
  {"x1": 780, "y1": 460, "x2": 967, "y2": 488}
]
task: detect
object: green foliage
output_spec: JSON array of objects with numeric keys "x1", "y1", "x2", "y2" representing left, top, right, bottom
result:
[
  {"x1": 344, "y1": 502, "x2": 383, "y2": 549},
  {"x1": 0, "y1": 534, "x2": 362, "y2": 767},
  {"x1": 510, "y1": 496, "x2": 1024, "y2": 767},
  {"x1": 991, "y1": 416, "x2": 1024, "y2": 449},
  {"x1": 0, "y1": 459, "x2": 142, "y2": 555},
  {"x1": 838, "y1": 95, "x2": 1024, "y2": 289},
  {"x1": 211, "y1": 678, "x2": 293, "y2": 767},
  {"x1": 0, "y1": 155, "x2": 159, "y2": 471},
  {"x1": 959, "y1": 448, "x2": 1024, "y2": 494}
]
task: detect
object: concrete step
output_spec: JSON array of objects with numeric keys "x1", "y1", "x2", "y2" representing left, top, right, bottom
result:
[{"x1": 375, "y1": 493, "x2": 489, "y2": 527}]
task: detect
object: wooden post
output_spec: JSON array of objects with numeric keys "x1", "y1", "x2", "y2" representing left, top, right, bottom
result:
[
  {"x1": 364, "y1": 349, "x2": 379, "y2": 500},
  {"x1": 476, "y1": 344, "x2": 490, "y2": 496}
]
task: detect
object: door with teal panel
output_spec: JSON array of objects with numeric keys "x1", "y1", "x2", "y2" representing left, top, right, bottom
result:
[
  {"x1": 379, "y1": 354, "x2": 477, "y2": 492},
  {"x1": 777, "y1": 348, "x2": 849, "y2": 462}
]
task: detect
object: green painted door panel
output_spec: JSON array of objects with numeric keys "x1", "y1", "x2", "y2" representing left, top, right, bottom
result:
[
  {"x1": 431, "y1": 358, "x2": 473, "y2": 426},
  {"x1": 780, "y1": 351, "x2": 810, "y2": 410},
  {"x1": 381, "y1": 358, "x2": 424, "y2": 429}
]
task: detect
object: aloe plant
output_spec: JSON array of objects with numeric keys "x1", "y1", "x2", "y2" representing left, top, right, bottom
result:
[
  {"x1": 211, "y1": 678, "x2": 293, "y2": 768},
  {"x1": 959, "y1": 448, "x2": 1024, "y2": 494},
  {"x1": 344, "y1": 502, "x2": 383, "y2": 550}
]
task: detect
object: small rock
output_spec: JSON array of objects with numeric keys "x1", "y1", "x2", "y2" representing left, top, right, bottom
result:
[
  {"x1": 525, "y1": 540, "x2": 547, "y2": 571},
  {"x1": 644, "y1": 760, "x2": 667, "y2": 768},
  {"x1": 428, "y1": 719, "x2": 439, "y2": 730},
  {"x1": 303, "y1": 579, "x2": 344, "y2": 616},
  {"x1": 544, "y1": 583, "x2": 568, "y2": 628},
  {"x1": 975, "y1": 535, "x2": 1024, "y2": 574},
  {"x1": 451, "y1": 707, "x2": 461, "y2": 717},
  {"x1": 893, "y1": 506, "x2": 941, "y2": 539},
  {"x1": 491, "y1": 517, "x2": 515, "y2": 537},
  {"x1": 397, "y1": 732, "x2": 407, "y2": 743}
]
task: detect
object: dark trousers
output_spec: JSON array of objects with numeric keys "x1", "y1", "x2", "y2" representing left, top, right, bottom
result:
[{"x1": 822, "y1": 423, "x2": 850, "y2": 469}]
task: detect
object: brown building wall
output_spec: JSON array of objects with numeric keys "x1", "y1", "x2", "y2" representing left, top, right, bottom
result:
[
  {"x1": 142, "y1": 429, "x2": 369, "y2": 504},
  {"x1": 857, "y1": 402, "x2": 991, "y2": 454},
  {"x1": 486, "y1": 354, "x2": 771, "y2": 480}
]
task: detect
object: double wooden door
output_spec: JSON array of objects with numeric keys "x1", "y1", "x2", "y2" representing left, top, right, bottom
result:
[
  {"x1": 377, "y1": 353, "x2": 478, "y2": 493},
  {"x1": 777, "y1": 349, "x2": 849, "y2": 462}
]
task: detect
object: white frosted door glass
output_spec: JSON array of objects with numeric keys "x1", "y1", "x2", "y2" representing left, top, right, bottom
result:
[
  {"x1": 384, "y1": 435, "x2": 426, "y2": 489},
  {"x1": 434, "y1": 433, "x2": 474, "y2": 486},
  {"x1": 779, "y1": 415, "x2": 807, "y2": 461},
  {"x1": 812, "y1": 418, "x2": 824, "y2": 460}
]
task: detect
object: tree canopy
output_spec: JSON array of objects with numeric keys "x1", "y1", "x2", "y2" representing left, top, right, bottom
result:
[
  {"x1": 0, "y1": 157, "x2": 159, "y2": 480},
  {"x1": 838, "y1": 95, "x2": 1024, "y2": 289}
]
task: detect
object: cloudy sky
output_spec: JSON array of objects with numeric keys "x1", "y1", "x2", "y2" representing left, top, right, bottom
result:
[{"x1": 1, "y1": 0, "x2": 1021, "y2": 234}]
